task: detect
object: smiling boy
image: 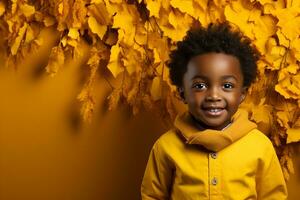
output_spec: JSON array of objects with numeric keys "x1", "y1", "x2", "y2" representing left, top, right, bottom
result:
[
  {"x1": 181, "y1": 53, "x2": 245, "y2": 131},
  {"x1": 141, "y1": 23, "x2": 287, "y2": 199}
]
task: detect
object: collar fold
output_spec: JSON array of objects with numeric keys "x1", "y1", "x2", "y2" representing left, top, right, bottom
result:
[{"x1": 174, "y1": 109, "x2": 257, "y2": 152}]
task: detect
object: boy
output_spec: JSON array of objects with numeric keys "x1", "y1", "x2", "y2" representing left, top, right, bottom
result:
[{"x1": 141, "y1": 23, "x2": 287, "y2": 199}]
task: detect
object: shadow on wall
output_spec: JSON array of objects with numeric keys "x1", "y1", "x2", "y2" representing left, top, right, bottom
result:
[{"x1": 0, "y1": 58, "x2": 299, "y2": 199}]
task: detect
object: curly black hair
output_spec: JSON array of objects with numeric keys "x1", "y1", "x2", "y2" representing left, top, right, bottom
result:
[{"x1": 167, "y1": 22, "x2": 260, "y2": 88}]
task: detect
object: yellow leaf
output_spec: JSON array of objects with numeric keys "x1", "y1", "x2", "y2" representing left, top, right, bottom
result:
[
  {"x1": 46, "y1": 46, "x2": 65, "y2": 76},
  {"x1": 251, "y1": 104, "x2": 272, "y2": 124},
  {"x1": 275, "y1": 84, "x2": 293, "y2": 99},
  {"x1": 291, "y1": 38, "x2": 300, "y2": 60},
  {"x1": 151, "y1": 77, "x2": 162, "y2": 101},
  {"x1": 265, "y1": 38, "x2": 286, "y2": 70},
  {"x1": 87, "y1": 51, "x2": 100, "y2": 67},
  {"x1": 170, "y1": 0, "x2": 194, "y2": 17},
  {"x1": 108, "y1": 88, "x2": 122, "y2": 111},
  {"x1": 224, "y1": 1, "x2": 254, "y2": 39},
  {"x1": 91, "y1": 0, "x2": 102, "y2": 3},
  {"x1": 11, "y1": 0, "x2": 17, "y2": 14},
  {"x1": 88, "y1": 16, "x2": 107, "y2": 39},
  {"x1": 68, "y1": 28, "x2": 79, "y2": 40},
  {"x1": 249, "y1": 11, "x2": 276, "y2": 54},
  {"x1": 153, "y1": 48, "x2": 160, "y2": 64},
  {"x1": 122, "y1": 48, "x2": 142, "y2": 75},
  {"x1": 286, "y1": 63, "x2": 299, "y2": 74},
  {"x1": 20, "y1": 4, "x2": 35, "y2": 17},
  {"x1": 161, "y1": 0, "x2": 170, "y2": 9},
  {"x1": 58, "y1": 2, "x2": 64, "y2": 15},
  {"x1": 251, "y1": 100, "x2": 273, "y2": 134},
  {"x1": 146, "y1": 0, "x2": 161, "y2": 18},
  {"x1": 275, "y1": 8, "x2": 300, "y2": 40},
  {"x1": 261, "y1": 0, "x2": 285, "y2": 14},
  {"x1": 67, "y1": 39, "x2": 78, "y2": 47},
  {"x1": 25, "y1": 25, "x2": 34, "y2": 43},
  {"x1": 77, "y1": 87, "x2": 95, "y2": 123},
  {"x1": 88, "y1": 3, "x2": 111, "y2": 25},
  {"x1": 109, "y1": 44, "x2": 121, "y2": 62},
  {"x1": 277, "y1": 30, "x2": 290, "y2": 48},
  {"x1": 276, "y1": 111, "x2": 290, "y2": 128},
  {"x1": 110, "y1": 0, "x2": 122, "y2": 3},
  {"x1": 112, "y1": 6, "x2": 134, "y2": 34},
  {"x1": 195, "y1": 0, "x2": 208, "y2": 11},
  {"x1": 118, "y1": 28, "x2": 135, "y2": 47},
  {"x1": 112, "y1": 6, "x2": 137, "y2": 46},
  {"x1": 287, "y1": 128, "x2": 300, "y2": 143},
  {"x1": 107, "y1": 44, "x2": 123, "y2": 78},
  {"x1": 132, "y1": 45, "x2": 145, "y2": 73},
  {"x1": 103, "y1": 0, "x2": 119, "y2": 16},
  {"x1": 156, "y1": 63, "x2": 170, "y2": 82},
  {"x1": 11, "y1": 23, "x2": 28, "y2": 55},
  {"x1": 72, "y1": 0, "x2": 87, "y2": 28},
  {"x1": 276, "y1": 69, "x2": 300, "y2": 99},
  {"x1": 134, "y1": 23, "x2": 147, "y2": 45},
  {"x1": 43, "y1": 16, "x2": 56, "y2": 27},
  {"x1": 193, "y1": 0, "x2": 209, "y2": 26},
  {"x1": 168, "y1": 10, "x2": 177, "y2": 28},
  {"x1": 61, "y1": 36, "x2": 67, "y2": 47},
  {"x1": 158, "y1": 10, "x2": 193, "y2": 41},
  {"x1": 0, "y1": 1, "x2": 5, "y2": 16},
  {"x1": 7, "y1": 20, "x2": 13, "y2": 33}
]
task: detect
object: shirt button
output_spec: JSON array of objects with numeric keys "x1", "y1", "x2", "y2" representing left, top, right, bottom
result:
[
  {"x1": 210, "y1": 152, "x2": 217, "y2": 159},
  {"x1": 211, "y1": 177, "x2": 218, "y2": 185}
]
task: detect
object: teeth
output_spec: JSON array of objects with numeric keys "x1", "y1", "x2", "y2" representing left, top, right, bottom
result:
[{"x1": 208, "y1": 109, "x2": 221, "y2": 112}]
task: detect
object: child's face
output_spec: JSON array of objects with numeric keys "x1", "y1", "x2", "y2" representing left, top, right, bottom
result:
[{"x1": 180, "y1": 53, "x2": 246, "y2": 130}]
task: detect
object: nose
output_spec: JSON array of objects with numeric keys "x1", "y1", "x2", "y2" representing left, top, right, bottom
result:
[{"x1": 205, "y1": 87, "x2": 221, "y2": 101}]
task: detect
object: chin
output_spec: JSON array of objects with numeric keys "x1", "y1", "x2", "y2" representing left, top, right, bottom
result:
[
  {"x1": 202, "y1": 118, "x2": 228, "y2": 128},
  {"x1": 207, "y1": 123, "x2": 225, "y2": 129}
]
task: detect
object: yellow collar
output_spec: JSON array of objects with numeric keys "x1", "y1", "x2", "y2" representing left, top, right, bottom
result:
[{"x1": 174, "y1": 109, "x2": 257, "y2": 152}]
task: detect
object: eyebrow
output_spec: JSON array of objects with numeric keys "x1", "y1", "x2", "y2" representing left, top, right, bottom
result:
[
  {"x1": 221, "y1": 75, "x2": 238, "y2": 81},
  {"x1": 191, "y1": 75, "x2": 238, "y2": 81},
  {"x1": 191, "y1": 75, "x2": 208, "y2": 80}
]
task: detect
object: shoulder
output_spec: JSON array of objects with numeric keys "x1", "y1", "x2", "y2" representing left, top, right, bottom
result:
[
  {"x1": 150, "y1": 128, "x2": 188, "y2": 158},
  {"x1": 245, "y1": 129, "x2": 274, "y2": 147},
  {"x1": 153, "y1": 129, "x2": 183, "y2": 149},
  {"x1": 241, "y1": 128, "x2": 277, "y2": 157}
]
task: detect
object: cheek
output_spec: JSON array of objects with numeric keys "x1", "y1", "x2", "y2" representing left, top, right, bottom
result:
[
  {"x1": 190, "y1": 93, "x2": 205, "y2": 104},
  {"x1": 185, "y1": 93, "x2": 203, "y2": 108},
  {"x1": 226, "y1": 93, "x2": 243, "y2": 107}
]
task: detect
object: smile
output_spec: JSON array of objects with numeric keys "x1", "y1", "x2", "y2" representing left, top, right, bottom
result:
[{"x1": 203, "y1": 108, "x2": 225, "y2": 116}]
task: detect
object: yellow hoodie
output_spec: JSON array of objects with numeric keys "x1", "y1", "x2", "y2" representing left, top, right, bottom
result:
[{"x1": 141, "y1": 109, "x2": 287, "y2": 200}]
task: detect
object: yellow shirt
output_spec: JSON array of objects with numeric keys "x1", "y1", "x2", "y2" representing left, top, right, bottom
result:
[{"x1": 141, "y1": 110, "x2": 287, "y2": 200}]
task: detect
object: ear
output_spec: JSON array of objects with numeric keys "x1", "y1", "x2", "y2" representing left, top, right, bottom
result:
[
  {"x1": 240, "y1": 87, "x2": 247, "y2": 103},
  {"x1": 178, "y1": 87, "x2": 187, "y2": 104}
]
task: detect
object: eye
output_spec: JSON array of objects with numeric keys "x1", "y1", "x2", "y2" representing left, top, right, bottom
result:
[
  {"x1": 223, "y1": 83, "x2": 234, "y2": 89},
  {"x1": 193, "y1": 83, "x2": 207, "y2": 90}
]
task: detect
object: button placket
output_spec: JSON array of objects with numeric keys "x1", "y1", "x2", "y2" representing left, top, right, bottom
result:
[
  {"x1": 211, "y1": 152, "x2": 217, "y2": 159},
  {"x1": 208, "y1": 151, "x2": 220, "y2": 197},
  {"x1": 211, "y1": 177, "x2": 218, "y2": 185}
]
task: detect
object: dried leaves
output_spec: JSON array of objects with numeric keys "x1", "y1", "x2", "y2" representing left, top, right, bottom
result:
[{"x1": 1, "y1": 0, "x2": 300, "y2": 180}]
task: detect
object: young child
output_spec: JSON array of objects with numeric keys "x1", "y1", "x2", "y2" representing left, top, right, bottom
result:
[{"x1": 141, "y1": 23, "x2": 288, "y2": 200}]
